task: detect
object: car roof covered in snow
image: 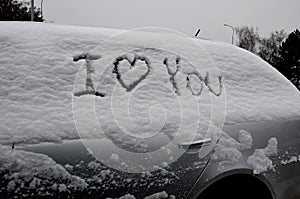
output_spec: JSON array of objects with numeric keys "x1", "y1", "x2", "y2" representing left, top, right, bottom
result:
[{"x1": 0, "y1": 21, "x2": 299, "y2": 146}]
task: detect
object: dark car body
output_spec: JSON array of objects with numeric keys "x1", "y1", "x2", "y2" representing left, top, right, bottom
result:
[
  {"x1": 15, "y1": 118, "x2": 299, "y2": 199},
  {"x1": 189, "y1": 119, "x2": 300, "y2": 199}
]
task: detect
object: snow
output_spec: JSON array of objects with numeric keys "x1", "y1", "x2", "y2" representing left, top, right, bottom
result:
[
  {"x1": 115, "y1": 192, "x2": 171, "y2": 199},
  {"x1": 7, "y1": 180, "x2": 16, "y2": 192},
  {"x1": 212, "y1": 129, "x2": 255, "y2": 172},
  {"x1": 81, "y1": 158, "x2": 178, "y2": 197},
  {"x1": 212, "y1": 147, "x2": 242, "y2": 172},
  {"x1": 0, "y1": 21, "x2": 299, "y2": 149},
  {"x1": 281, "y1": 155, "x2": 300, "y2": 165},
  {"x1": 238, "y1": 130, "x2": 253, "y2": 150},
  {"x1": 58, "y1": 184, "x2": 67, "y2": 192},
  {"x1": 212, "y1": 147, "x2": 242, "y2": 163},
  {"x1": 87, "y1": 47, "x2": 217, "y2": 143},
  {"x1": 211, "y1": 128, "x2": 255, "y2": 172},
  {"x1": 263, "y1": 137, "x2": 278, "y2": 156},
  {"x1": 144, "y1": 191, "x2": 169, "y2": 199},
  {"x1": 64, "y1": 163, "x2": 74, "y2": 171},
  {"x1": 246, "y1": 137, "x2": 278, "y2": 174},
  {"x1": 162, "y1": 161, "x2": 169, "y2": 167},
  {"x1": 0, "y1": 22, "x2": 114, "y2": 145},
  {"x1": 0, "y1": 144, "x2": 88, "y2": 193},
  {"x1": 216, "y1": 131, "x2": 241, "y2": 149},
  {"x1": 110, "y1": 153, "x2": 120, "y2": 162},
  {"x1": 202, "y1": 41, "x2": 300, "y2": 125},
  {"x1": 247, "y1": 149, "x2": 273, "y2": 174},
  {"x1": 118, "y1": 194, "x2": 136, "y2": 199}
]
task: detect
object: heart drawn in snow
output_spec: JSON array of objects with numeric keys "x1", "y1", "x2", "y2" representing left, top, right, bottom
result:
[{"x1": 112, "y1": 54, "x2": 151, "y2": 92}]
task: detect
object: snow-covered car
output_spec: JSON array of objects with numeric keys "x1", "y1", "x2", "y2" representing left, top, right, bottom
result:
[{"x1": 0, "y1": 22, "x2": 299, "y2": 199}]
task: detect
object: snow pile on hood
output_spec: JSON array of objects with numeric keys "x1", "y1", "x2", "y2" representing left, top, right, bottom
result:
[
  {"x1": 0, "y1": 22, "x2": 299, "y2": 145},
  {"x1": 0, "y1": 144, "x2": 87, "y2": 195}
]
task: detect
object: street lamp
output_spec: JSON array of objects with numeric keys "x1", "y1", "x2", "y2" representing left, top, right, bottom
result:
[
  {"x1": 31, "y1": 0, "x2": 34, "y2": 21},
  {"x1": 41, "y1": 0, "x2": 44, "y2": 18},
  {"x1": 224, "y1": 23, "x2": 234, "y2": 44}
]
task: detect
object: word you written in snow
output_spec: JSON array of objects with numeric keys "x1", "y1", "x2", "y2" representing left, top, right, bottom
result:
[{"x1": 73, "y1": 52, "x2": 223, "y2": 97}]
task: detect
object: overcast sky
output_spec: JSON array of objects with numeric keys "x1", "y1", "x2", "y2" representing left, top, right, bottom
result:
[{"x1": 41, "y1": 0, "x2": 300, "y2": 43}]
